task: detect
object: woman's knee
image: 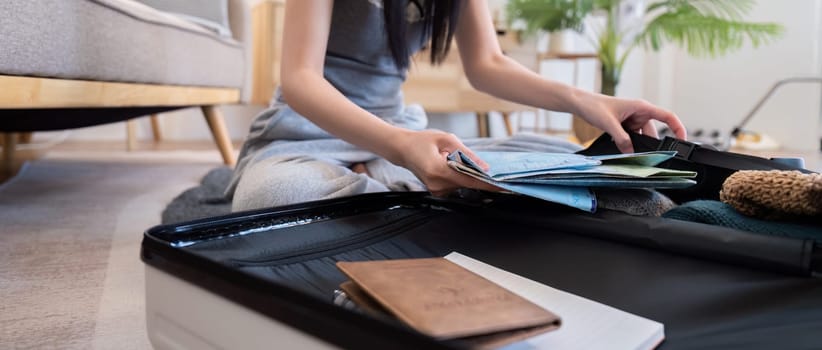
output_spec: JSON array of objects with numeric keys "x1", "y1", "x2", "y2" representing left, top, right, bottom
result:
[{"x1": 231, "y1": 156, "x2": 386, "y2": 211}]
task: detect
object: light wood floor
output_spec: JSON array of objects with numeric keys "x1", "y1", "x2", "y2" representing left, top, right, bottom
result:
[{"x1": 1, "y1": 139, "x2": 244, "y2": 183}]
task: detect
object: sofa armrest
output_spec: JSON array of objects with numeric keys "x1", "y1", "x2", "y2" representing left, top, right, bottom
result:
[
  {"x1": 134, "y1": 0, "x2": 233, "y2": 37},
  {"x1": 228, "y1": 0, "x2": 285, "y2": 105}
]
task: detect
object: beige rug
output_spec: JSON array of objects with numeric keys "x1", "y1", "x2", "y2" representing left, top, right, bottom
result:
[{"x1": 0, "y1": 150, "x2": 222, "y2": 349}]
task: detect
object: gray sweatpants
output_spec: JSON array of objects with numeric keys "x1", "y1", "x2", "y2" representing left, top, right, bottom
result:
[{"x1": 230, "y1": 133, "x2": 582, "y2": 212}]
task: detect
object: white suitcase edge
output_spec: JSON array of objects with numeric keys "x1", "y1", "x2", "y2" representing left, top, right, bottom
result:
[{"x1": 145, "y1": 265, "x2": 339, "y2": 350}]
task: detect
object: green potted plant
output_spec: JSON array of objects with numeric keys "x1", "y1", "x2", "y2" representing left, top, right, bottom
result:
[{"x1": 506, "y1": 0, "x2": 784, "y2": 96}]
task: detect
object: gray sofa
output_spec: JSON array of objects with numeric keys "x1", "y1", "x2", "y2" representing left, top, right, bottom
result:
[{"x1": 0, "y1": 0, "x2": 283, "y2": 168}]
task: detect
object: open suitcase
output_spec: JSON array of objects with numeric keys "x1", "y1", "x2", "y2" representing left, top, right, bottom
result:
[{"x1": 142, "y1": 191, "x2": 822, "y2": 350}]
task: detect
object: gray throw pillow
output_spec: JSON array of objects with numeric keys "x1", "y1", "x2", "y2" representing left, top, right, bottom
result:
[{"x1": 135, "y1": 0, "x2": 232, "y2": 37}]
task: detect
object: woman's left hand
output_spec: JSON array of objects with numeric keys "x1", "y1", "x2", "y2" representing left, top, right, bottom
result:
[{"x1": 575, "y1": 93, "x2": 687, "y2": 153}]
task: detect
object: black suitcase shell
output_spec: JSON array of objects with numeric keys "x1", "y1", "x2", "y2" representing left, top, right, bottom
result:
[{"x1": 142, "y1": 192, "x2": 822, "y2": 349}]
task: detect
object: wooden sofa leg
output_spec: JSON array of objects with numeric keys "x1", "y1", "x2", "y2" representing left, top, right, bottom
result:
[
  {"x1": 126, "y1": 119, "x2": 138, "y2": 151},
  {"x1": 502, "y1": 112, "x2": 514, "y2": 136},
  {"x1": 201, "y1": 106, "x2": 236, "y2": 166},
  {"x1": 475, "y1": 112, "x2": 490, "y2": 138},
  {"x1": 149, "y1": 114, "x2": 162, "y2": 142},
  {"x1": 19, "y1": 132, "x2": 33, "y2": 144},
  {"x1": 2, "y1": 133, "x2": 18, "y2": 177}
]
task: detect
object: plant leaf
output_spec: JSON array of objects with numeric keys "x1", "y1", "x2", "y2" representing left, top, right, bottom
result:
[
  {"x1": 647, "y1": 0, "x2": 755, "y2": 19},
  {"x1": 638, "y1": 5, "x2": 783, "y2": 57},
  {"x1": 506, "y1": 0, "x2": 595, "y2": 33}
]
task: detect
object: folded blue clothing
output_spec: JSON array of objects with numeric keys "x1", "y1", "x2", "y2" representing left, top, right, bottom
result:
[
  {"x1": 447, "y1": 151, "x2": 597, "y2": 212},
  {"x1": 590, "y1": 151, "x2": 677, "y2": 166},
  {"x1": 474, "y1": 151, "x2": 599, "y2": 179},
  {"x1": 461, "y1": 150, "x2": 695, "y2": 189},
  {"x1": 662, "y1": 200, "x2": 822, "y2": 241},
  {"x1": 491, "y1": 181, "x2": 597, "y2": 212},
  {"x1": 474, "y1": 151, "x2": 680, "y2": 180},
  {"x1": 507, "y1": 176, "x2": 696, "y2": 189},
  {"x1": 448, "y1": 150, "x2": 696, "y2": 212}
]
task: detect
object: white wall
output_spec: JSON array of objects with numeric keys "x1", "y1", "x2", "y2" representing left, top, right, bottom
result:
[{"x1": 644, "y1": 0, "x2": 822, "y2": 151}]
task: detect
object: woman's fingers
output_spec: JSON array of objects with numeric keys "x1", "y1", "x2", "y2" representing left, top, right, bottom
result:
[
  {"x1": 648, "y1": 106, "x2": 686, "y2": 140},
  {"x1": 428, "y1": 150, "x2": 499, "y2": 195},
  {"x1": 440, "y1": 134, "x2": 489, "y2": 171},
  {"x1": 641, "y1": 122, "x2": 659, "y2": 138},
  {"x1": 429, "y1": 175, "x2": 499, "y2": 198},
  {"x1": 601, "y1": 118, "x2": 635, "y2": 154},
  {"x1": 440, "y1": 176, "x2": 500, "y2": 195},
  {"x1": 457, "y1": 147, "x2": 489, "y2": 171},
  {"x1": 454, "y1": 173, "x2": 501, "y2": 192}
]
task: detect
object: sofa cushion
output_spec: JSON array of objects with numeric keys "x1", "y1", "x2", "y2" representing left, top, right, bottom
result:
[{"x1": 0, "y1": 0, "x2": 245, "y2": 90}]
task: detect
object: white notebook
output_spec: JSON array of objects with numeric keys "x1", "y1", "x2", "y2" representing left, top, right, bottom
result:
[{"x1": 445, "y1": 252, "x2": 664, "y2": 350}]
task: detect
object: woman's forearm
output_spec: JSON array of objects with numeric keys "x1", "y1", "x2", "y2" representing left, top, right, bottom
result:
[
  {"x1": 453, "y1": 1, "x2": 599, "y2": 117},
  {"x1": 463, "y1": 53, "x2": 596, "y2": 116},
  {"x1": 281, "y1": 68, "x2": 409, "y2": 162}
]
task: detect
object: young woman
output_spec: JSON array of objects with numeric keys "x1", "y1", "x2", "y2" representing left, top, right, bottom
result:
[{"x1": 226, "y1": 0, "x2": 687, "y2": 211}]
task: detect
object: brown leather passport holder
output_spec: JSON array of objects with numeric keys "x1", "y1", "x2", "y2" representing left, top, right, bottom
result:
[{"x1": 336, "y1": 258, "x2": 561, "y2": 346}]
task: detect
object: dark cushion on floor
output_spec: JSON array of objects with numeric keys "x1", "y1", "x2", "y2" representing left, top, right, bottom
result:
[{"x1": 162, "y1": 167, "x2": 233, "y2": 224}]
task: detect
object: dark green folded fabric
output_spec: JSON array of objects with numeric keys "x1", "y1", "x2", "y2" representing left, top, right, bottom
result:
[{"x1": 662, "y1": 200, "x2": 822, "y2": 241}]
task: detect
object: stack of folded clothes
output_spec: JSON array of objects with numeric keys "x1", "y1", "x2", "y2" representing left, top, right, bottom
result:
[{"x1": 448, "y1": 150, "x2": 697, "y2": 212}]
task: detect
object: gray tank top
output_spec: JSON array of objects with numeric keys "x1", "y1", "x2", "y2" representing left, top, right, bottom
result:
[
  {"x1": 325, "y1": 0, "x2": 428, "y2": 113},
  {"x1": 245, "y1": 0, "x2": 429, "y2": 142},
  {"x1": 227, "y1": 0, "x2": 431, "y2": 196}
]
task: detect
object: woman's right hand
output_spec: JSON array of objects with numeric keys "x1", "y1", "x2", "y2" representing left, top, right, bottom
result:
[{"x1": 389, "y1": 129, "x2": 500, "y2": 196}]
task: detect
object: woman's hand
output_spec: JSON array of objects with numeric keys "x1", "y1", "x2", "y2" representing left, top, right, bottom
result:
[
  {"x1": 389, "y1": 129, "x2": 500, "y2": 196},
  {"x1": 575, "y1": 93, "x2": 687, "y2": 153}
]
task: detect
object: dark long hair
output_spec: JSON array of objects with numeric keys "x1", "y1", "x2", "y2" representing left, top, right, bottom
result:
[{"x1": 383, "y1": 0, "x2": 462, "y2": 69}]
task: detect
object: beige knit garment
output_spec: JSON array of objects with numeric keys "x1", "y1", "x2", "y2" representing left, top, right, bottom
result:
[{"x1": 720, "y1": 170, "x2": 822, "y2": 219}]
